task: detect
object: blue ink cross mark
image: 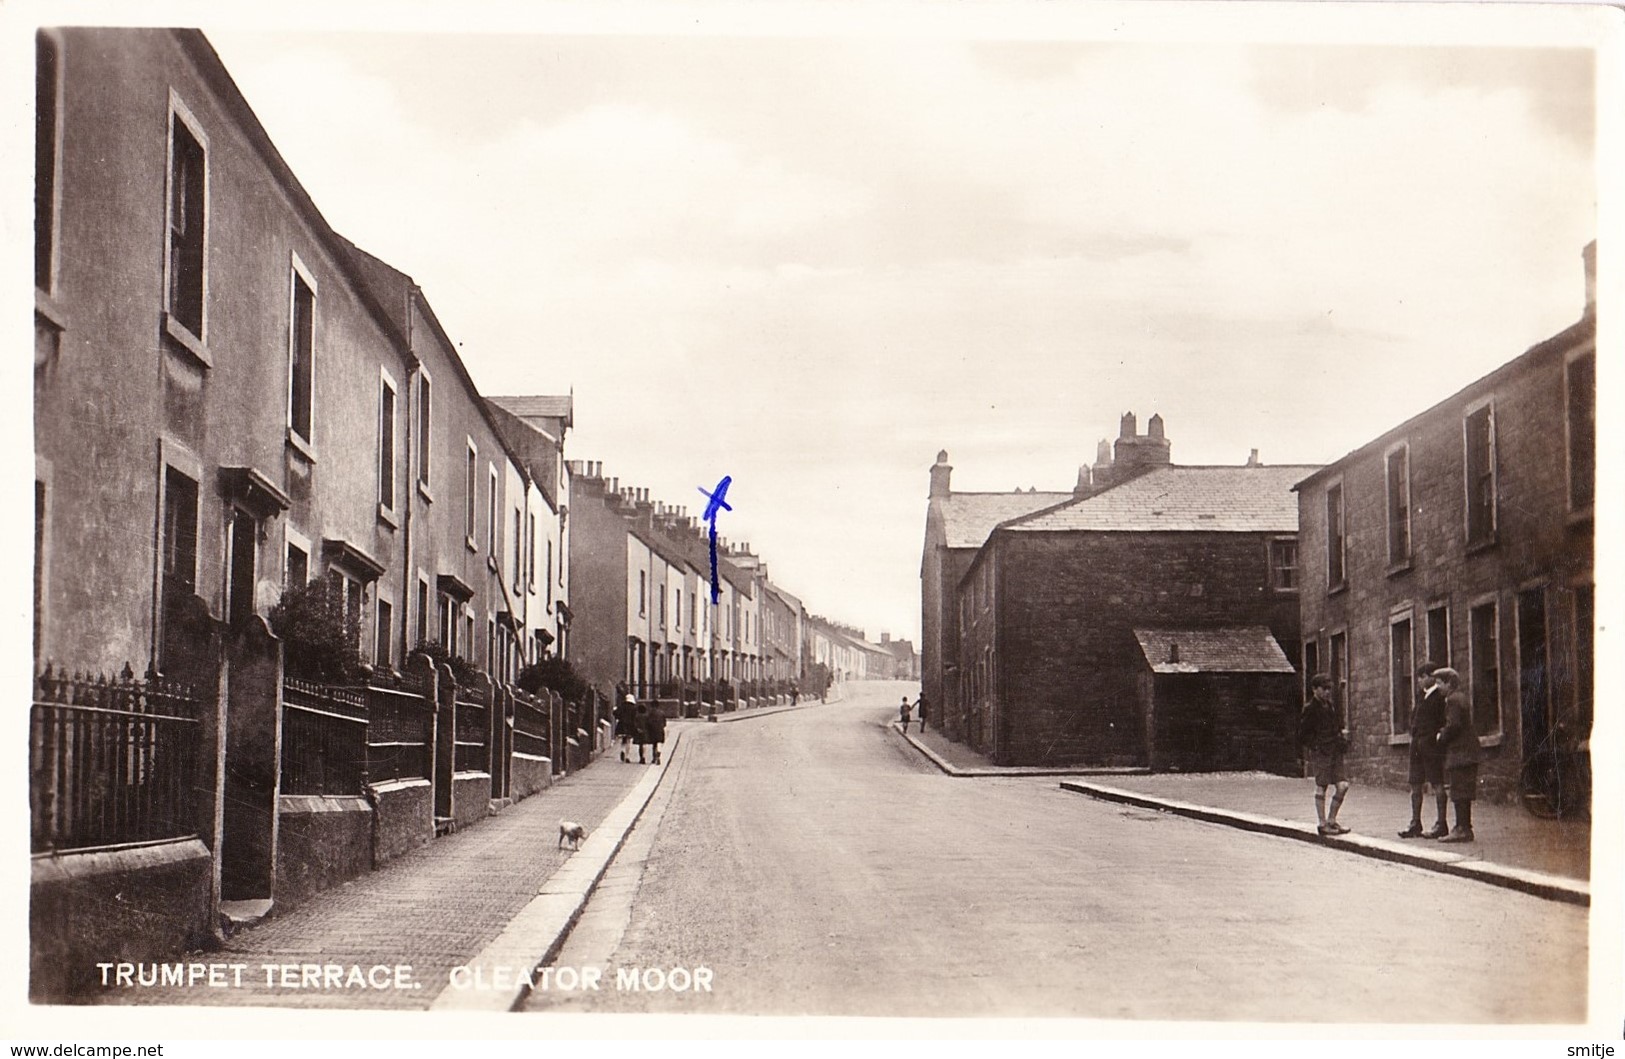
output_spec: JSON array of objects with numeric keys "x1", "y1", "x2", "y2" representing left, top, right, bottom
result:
[{"x1": 698, "y1": 475, "x2": 732, "y2": 604}]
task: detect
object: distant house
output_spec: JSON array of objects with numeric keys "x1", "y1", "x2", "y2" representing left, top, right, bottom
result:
[
  {"x1": 1294, "y1": 243, "x2": 1595, "y2": 804},
  {"x1": 959, "y1": 453, "x2": 1316, "y2": 768}
]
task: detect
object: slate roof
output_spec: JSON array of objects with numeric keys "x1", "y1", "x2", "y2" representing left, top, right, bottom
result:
[
  {"x1": 1005, "y1": 466, "x2": 1318, "y2": 534},
  {"x1": 940, "y1": 492, "x2": 1072, "y2": 549},
  {"x1": 486, "y1": 394, "x2": 574, "y2": 430},
  {"x1": 1133, "y1": 627, "x2": 1296, "y2": 674}
]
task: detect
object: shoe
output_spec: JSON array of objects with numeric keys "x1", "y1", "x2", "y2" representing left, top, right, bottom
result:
[
  {"x1": 1421, "y1": 825, "x2": 1449, "y2": 839},
  {"x1": 1397, "y1": 824, "x2": 1425, "y2": 839},
  {"x1": 1438, "y1": 829, "x2": 1475, "y2": 844},
  {"x1": 1325, "y1": 821, "x2": 1351, "y2": 835},
  {"x1": 1317, "y1": 824, "x2": 1338, "y2": 837}
]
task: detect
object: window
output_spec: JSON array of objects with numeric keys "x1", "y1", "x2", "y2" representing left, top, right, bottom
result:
[
  {"x1": 1329, "y1": 631, "x2": 1348, "y2": 721},
  {"x1": 487, "y1": 617, "x2": 497, "y2": 676},
  {"x1": 527, "y1": 513, "x2": 537, "y2": 591},
  {"x1": 1469, "y1": 600, "x2": 1500, "y2": 737},
  {"x1": 660, "y1": 588, "x2": 667, "y2": 629},
  {"x1": 289, "y1": 268, "x2": 315, "y2": 444},
  {"x1": 639, "y1": 571, "x2": 647, "y2": 617},
  {"x1": 162, "y1": 467, "x2": 200, "y2": 596},
  {"x1": 166, "y1": 102, "x2": 207, "y2": 338},
  {"x1": 439, "y1": 592, "x2": 456, "y2": 653},
  {"x1": 417, "y1": 374, "x2": 432, "y2": 489},
  {"x1": 512, "y1": 508, "x2": 522, "y2": 585},
  {"x1": 35, "y1": 32, "x2": 61, "y2": 291},
  {"x1": 1517, "y1": 587, "x2": 1549, "y2": 748},
  {"x1": 546, "y1": 540, "x2": 554, "y2": 605},
  {"x1": 675, "y1": 588, "x2": 682, "y2": 630},
  {"x1": 1568, "y1": 352, "x2": 1595, "y2": 513},
  {"x1": 286, "y1": 541, "x2": 308, "y2": 588},
  {"x1": 1386, "y1": 443, "x2": 1411, "y2": 566},
  {"x1": 1464, "y1": 403, "x2": 1497, "y2": 546},
  {"x1": 487, "y1": 466, "x2": 498, "y2": 556},
  {"x1": 378, "y1": 371, "x2": 397, "y2": 512},
  {"x1": 1389, "y1": 615, "x2": 1414, "y2": 734},
  {"x1": 464, "y1": 441, "x2": 477, "y2": 545},
  {"x1": 1426, "y1": 605, "x2": 1450, "y2": 668},
  {"x1": 1269, "y1": 538, "x2": 1298, "y2": 591},
  {"x1": 328, "y1": 570, "x2": 365, "y2": 652},
  {"x1": 226, "y1": 510, "x2": 258, "y2": 628},
  {"x1": 1325, "y1": 483, "x2": 1346, "y2": 588},
  {"x1": 376, "y1": 599, "x2": 393, "y2": 668},
  {"x1": 417, "y1": 578, "x2": 430, "y2": 647}
]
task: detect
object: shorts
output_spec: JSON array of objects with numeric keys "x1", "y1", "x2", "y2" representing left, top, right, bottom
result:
[
  {"x1": 1445, "y1": 763, "x2": 1480, "y2": 800},
  {"x1": 1407, "y1": 745, "x2": 1445, "y2": 787},
  {"x1": 1308, "y1": 750, "x2": 1349, "y2": 788}
]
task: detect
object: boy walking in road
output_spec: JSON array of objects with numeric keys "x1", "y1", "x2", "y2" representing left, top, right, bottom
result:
[
  {"x1": 1399, "y1": 662, "x2": 1450, "y2": 839},
  {"x1": 1298, "y1": 673, "x2": 1351, "y2": 836}
]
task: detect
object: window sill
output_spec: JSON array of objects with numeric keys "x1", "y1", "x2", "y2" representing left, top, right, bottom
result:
[
  {"x1": 162, "y1": 313, "x2": 212, "y2": 369},
  {"x1": 1388, "y1": 734, "x2": 1411, "y2": 747},
  {"x1": 1465, "y1": 536, "x2": 1498, "y2": 557},
  {"x1": 486, "y1": 555, "x2": 499, "y2": 574},
  {"x1": 1567, "y1": 507, "x2": 1593, "y2": 528},
  {"x1": 1386, "y1": 560, "x2": 1413, "y2": 578},
  {"x1": 1326, "y1": 581, "x2": 1348, "y2": 598},
  {"x1": 418, "y1": 481, "x2": 434, "y2": 504},
  {"x1": 465, "y1": 535, "x2": 478, "y2": 553},
  {"x1": 1272, "y1": 585, "x2": 1299, "y2": 595},
  {"x1": 378, "y1": 504, "x2": 399, "y2": 531},
  {"x1": 286, "y1": 429, "x2": 317, "y2": 465}
]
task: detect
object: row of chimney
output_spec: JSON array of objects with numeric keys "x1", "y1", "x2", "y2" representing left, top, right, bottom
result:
[{"x1": 566, "y1": 458, "x2": 758, "y2": 561}]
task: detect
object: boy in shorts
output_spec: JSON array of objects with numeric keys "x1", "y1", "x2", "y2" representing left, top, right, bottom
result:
[{"x1": 1297, "y1": 673, "x2": 1351, "y2": 836}]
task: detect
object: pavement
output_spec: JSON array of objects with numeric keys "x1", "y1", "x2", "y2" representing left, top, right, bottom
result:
[
  {"x1": 898, "y1": 721, "x2": 1591, "y2": 906},
  {"x1": 99, "y1": 732, "x2": 687, "y2": 1010}
]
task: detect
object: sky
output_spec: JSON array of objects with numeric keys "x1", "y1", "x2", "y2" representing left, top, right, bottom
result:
[{"x1": 21, "y1": 1, "x2": 1611, "y2": 645}]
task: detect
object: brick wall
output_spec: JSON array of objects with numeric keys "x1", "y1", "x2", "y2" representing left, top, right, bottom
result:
[
  {"x1": 987, "y1": 530, "x2": 1300, "y2": 766},
  {"x1": 1298, "y1": 322, "x2": 1595, "y2": 801}
]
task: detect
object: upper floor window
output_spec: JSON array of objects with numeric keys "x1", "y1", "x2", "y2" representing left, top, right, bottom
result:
[
  {"x1": 464, "y1": 441, "x2": 477, "y2": 545},
  {"x1": 1464, "y1": 402, "x2": 1497, "y2": 547},
  {"x1": 378, "y1": 369, "x2": 397, "y2": 513},
  {"x1": 288, "y1": 264, "x2": 315, "y2": 444},
  {"x1": 527, "y1": 513, "x2": 537, "y2": 591},
  {"x1": 639, "y1": 571, "x2": 647, "y2": 617},
  {"x1": 512, "y1": 507, "x2": 522, "y2": 585},
  {"x1": 1385, "y1": 443, "x2": 1411, "y2": 566},
  {"x1": 417, "y1": 374, "x2": 433, "y2": 490},
  {"x1": 166, "y1": 100, "x2": 207, "y2": 339},
  {"x1": 1567, "y1": 351, "x2": 1595, "y2": 514},
  {"x1": 1325, "y1": 482, "x2": 1346, "y2": 588},
  {"x1": 1269, "y1": 537, "x2": 1298, "y2": 591},
  {"x1": 487, "y1": 465, "x2": 498, "y2": 556},
  {"x1": 35, "y1": 32, "x2": 61, "y2": 292}
]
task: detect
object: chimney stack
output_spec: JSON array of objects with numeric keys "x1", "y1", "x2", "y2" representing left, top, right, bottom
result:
[
  {"x1": 1119, "y1": 411, "x2": 1137, "y2": 439},
  {"x1": 1247, "y1": 448, "x2": 1260, "y2": 467},
  {"x1": 929, "y1": 450, "x2": 953, "y2": 499}
]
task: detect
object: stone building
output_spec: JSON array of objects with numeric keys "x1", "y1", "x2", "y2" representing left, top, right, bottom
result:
[
  {"x1": 956, "y1": 455, "x2": 1315, "y2": 768},
  {"x1": 1294, "y1": 243, "x2": 1595, "y2": 804}
]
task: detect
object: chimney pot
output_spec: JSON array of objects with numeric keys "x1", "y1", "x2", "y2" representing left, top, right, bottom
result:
[
  {"x1": 1147, "y1": 413, "x2": 1165, "y2": 440},
  {"x1": 1247, "y1": 448, "x2": 1260, "y2": 467},
  {"x1": 1120, "y1": 411, "x2": 1137, "y2": 439}
]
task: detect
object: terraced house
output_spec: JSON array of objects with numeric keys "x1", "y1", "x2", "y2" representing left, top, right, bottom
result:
[
  {"x1": 1294, "y1": 242, "x2": 1595, "y2": 808},
  {"x1": 31, "y1": 28, "x2": 580, "y2": 998}
]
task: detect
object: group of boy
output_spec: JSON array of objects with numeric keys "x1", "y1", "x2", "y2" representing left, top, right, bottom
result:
[
  {"x1": 614, "y1": 695, "x2": 667, "y2": 765},
  {"x1": 1298, "y1": 661, "x2": 1481, "y2": 842}
]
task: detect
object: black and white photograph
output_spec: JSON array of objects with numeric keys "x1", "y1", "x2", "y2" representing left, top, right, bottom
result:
[{"x1": 7, "y1": 0, "x2": 1620, "y2": 1046}]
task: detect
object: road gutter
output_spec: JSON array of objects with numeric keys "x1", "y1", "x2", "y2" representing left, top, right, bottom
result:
[
  {"x1": 428, "y1": 729, "x2": 687, "y2": 1012},
  {"x1": 1060, "y1": 779, "x2": 1589, "y2": 907}
]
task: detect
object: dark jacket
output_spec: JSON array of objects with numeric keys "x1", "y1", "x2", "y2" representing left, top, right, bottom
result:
[
  {"x1": 643, "y1": 709, "x2": 667, "y2": 743},
  {"x1": 1437, "y1": 691, "x2": 1484, "y2": 769},
  {"x1": 631, "y1": 707, "x2": 651, "y2": 744},
  {"x1": 615, "y1": 703, "x2": 637, "y2": 738},
  {"x1": 1408, "y1": 687, "x2": 1447, "y2": 750},
  {"x1": 1297, "y1": 698, "x2": 1347, "y2": 755}
]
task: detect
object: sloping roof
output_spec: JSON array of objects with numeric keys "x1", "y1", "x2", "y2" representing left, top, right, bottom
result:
[
  {"x1": 486, "y1": 394, "x2": 574, "y2": 430},
  {"x1": 1006, "y1": 466, "x2": 1317, "y2": 534},
  {"x1": 940, "y1": 492, "x2": 1072, "y2": 549},
  {"x1": 1134, "y1": 627, "x2": 1296, "y2": 674}
]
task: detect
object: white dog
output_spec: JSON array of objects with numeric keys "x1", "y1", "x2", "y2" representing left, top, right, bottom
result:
[{"x1": 558, "y1": 820, "x2": 587, "y2": 850}]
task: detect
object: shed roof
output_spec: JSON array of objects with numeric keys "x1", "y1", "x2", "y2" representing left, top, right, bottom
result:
[
  {"x1": 1133, "y1": 627, "x2": 1296, "y2": 674},
  {"x1": 1006, "y1": 466, "x2": 1316, "y2": 534}
]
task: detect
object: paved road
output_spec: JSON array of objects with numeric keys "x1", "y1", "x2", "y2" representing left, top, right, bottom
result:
[{"x1": 526, "y1": 680, "x2": 1587, "y2": 1023}]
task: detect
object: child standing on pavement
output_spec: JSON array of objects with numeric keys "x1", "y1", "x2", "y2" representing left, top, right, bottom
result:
[{"x1": 1298, "y1": 673, "x2": 1352, "y2": 836}]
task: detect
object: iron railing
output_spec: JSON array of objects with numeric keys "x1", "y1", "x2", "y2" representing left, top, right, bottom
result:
[
  {"x1": 512, "y1": 690, "x2": 551, "y2": 761},
  {"x1": 281, "y1": 677, "x2": 367, "y2": 796},
  {"x1": 365, "y1": 683, "x2": 434, "y2": 785},
  {"x1": 453, "y1": 683, "x2": 491, "y2": 774},
  {"x1": 30, "y1": 663, "x2": 204, "y2": 853}
]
